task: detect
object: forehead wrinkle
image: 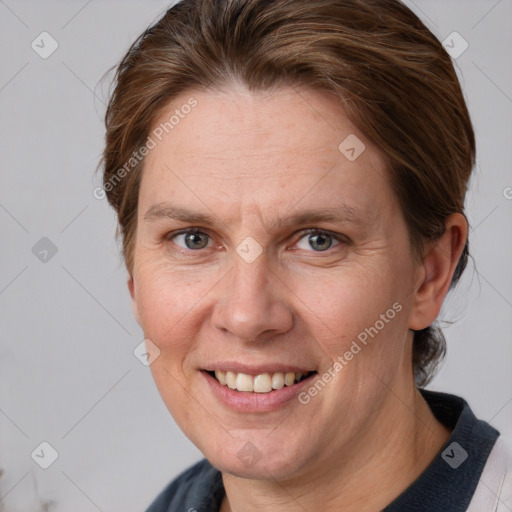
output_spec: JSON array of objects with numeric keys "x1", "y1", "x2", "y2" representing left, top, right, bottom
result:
[{"x1": 142, "y1": 202, "x2": 373, "y2": 235}]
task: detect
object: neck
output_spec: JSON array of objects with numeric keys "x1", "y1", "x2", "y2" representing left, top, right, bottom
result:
[{"x1": 220, "y1": 387, "x2": 451, "y2": 512}]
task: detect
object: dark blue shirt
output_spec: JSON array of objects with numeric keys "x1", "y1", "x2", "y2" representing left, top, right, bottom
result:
[{"x1": 146, "y1": 389, "x2": 500, "y2": 511}]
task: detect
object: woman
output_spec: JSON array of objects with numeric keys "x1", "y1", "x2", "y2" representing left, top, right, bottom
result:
[{"x1": 100, "y1": 0, "x2": 511, "y2": 510}]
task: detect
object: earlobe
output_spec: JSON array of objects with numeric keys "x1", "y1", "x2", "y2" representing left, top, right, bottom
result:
[
  {"x1": 128, "y1": 275, "x2": 141, "y2": 325},
  {"x1": 408, "y1": 213, "x2": 468, "y2": 331}
]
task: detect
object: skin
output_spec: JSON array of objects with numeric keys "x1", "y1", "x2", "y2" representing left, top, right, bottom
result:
[{"x1": 128, "y1": 85, "x2": 467, "y2": 511}]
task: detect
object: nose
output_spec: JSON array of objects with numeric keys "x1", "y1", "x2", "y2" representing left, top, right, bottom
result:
[{"x1": 211, "y1": 252, "x2": 294, "y2": 344}]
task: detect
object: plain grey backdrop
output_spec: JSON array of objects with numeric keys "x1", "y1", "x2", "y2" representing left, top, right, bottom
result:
[{"x1": 1, "y1": 0, "x2": 511, "y2": 510}]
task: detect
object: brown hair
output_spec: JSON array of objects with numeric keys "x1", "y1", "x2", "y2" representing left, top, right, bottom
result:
[{"x1": 101, "y1": 0, "x2": 475, "y2": 386}]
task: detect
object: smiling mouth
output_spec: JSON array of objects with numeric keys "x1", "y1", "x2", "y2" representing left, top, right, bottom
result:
[{"x1": 205, "y1": 370, "x2": 317, "y2": 393}]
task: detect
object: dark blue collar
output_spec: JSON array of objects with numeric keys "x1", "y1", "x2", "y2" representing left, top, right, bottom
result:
[{"x1": 383, "y1": 388, "x2": 499, "y2": 511}]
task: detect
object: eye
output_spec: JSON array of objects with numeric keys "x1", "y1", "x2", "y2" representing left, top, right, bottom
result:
[
  {"x1": 167, "y1": 227, "x2": 347, "y2": 254},
  {"x1": 295, "y1": 229, "x2": 343, "y2": 252},
  {"x1": 170, "y1": 229, "x2": 213, "y2": 250}
]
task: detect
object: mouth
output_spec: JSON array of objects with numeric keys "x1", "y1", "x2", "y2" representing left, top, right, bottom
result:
[{"x1": 204, "y1": 369, "x2": 317, "y2": 393}]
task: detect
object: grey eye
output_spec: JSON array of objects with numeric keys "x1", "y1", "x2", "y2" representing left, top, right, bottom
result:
[
  {"x1": 173, "y1": 231, "x2": 211, "y2": 250},
  {"x1": 296, "y1": 231, "x2": 339, "y2": 252}
]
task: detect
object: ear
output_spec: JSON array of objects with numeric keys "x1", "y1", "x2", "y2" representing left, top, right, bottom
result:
[
  {"x1": 408, "y1": 213, "x2": 468, "y2": 331},
  {"x1": 128, "y1": 275, "x2": 141, "y2": 325}
]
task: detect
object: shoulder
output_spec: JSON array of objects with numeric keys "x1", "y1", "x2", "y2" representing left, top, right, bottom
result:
[
  {"x1": 467, "y1": 433, "x2": 512, "y2": 511},
  {"x1": 145, "y1": 458, "x2": 223, "y2": 512}
]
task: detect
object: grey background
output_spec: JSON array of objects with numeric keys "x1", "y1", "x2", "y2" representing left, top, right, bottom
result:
[{"x1": 0, "y1": 0, "x2": 511, "y2": 510}]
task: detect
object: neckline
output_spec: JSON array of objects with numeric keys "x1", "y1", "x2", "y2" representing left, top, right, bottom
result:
[{"x1": 382, "y1": 388, "x2": 500, "y2": 511}]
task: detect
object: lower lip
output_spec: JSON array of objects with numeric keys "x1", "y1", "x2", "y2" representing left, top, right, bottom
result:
[{"x1": 201, "y1": 371, "x2": 316, "y2": 412}]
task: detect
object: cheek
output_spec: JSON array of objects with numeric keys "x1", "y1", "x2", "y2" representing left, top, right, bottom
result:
[
  {"x1": 134, "y1": 267, "x2": 211, "y2": 429},
  {"x1": 290, "y1": 263, "x2": 409, "y2": 352},
  {"x1": 134, "y1": 264, "x2": 212, "y2": 362}
]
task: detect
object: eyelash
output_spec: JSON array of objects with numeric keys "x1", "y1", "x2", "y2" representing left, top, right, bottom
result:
[{"x1": 165, "y1": 227, "x2": 349, "y2": 255}]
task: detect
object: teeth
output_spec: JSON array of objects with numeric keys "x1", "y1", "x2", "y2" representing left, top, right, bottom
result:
[
  {"x1": 271, "y1": 372, "x2": 284, "y2": 390},
  {"x1": 236, "y1": 373, "x2": 254, "y2": 392},
  {"x1": 225, "y1": 371, "x2": 237, "y2": 389},
  {"x1": 284, "y1": 372, "x2": 296, "y2": 386},
  {"x1": 253, "y1": 373, "x2": 272, "y2": 393},
  {"x1": 216, "y1": 370, "x2": 226, "y2": 386},
  {"x1": 213, "y1": 370, "x2": 310, "y2": 393}
]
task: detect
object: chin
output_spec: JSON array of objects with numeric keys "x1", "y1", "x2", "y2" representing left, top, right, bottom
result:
[{"x1": 203, "y1": 435, "x2": 309, "y2": 481}]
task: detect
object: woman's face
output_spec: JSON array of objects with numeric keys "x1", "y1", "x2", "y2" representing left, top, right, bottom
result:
[{"x1": 129, "y1": 86, "x2": 422, "y2": 479}]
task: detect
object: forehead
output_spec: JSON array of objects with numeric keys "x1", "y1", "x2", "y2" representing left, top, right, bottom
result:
[
  {"x1": 147, "y1": 86, "x2": 366, "y2": 168},
  {"x1": 139, "y1": 86, "x2": 393, "y2": 221}
]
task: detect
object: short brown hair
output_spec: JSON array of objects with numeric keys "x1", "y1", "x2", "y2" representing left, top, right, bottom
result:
[{"x1": 101, "y1": 0, "x2": 475, "y2": 386}]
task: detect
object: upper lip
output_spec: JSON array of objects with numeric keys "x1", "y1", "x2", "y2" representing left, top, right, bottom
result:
[{"x1": 202, "y1": 362, "x2": 316, "y2": 375}]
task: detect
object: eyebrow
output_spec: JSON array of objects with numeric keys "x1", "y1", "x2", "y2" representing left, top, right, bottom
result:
[{"x1": 143, "y1": 203, "x2": 371, "y2": 232}]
